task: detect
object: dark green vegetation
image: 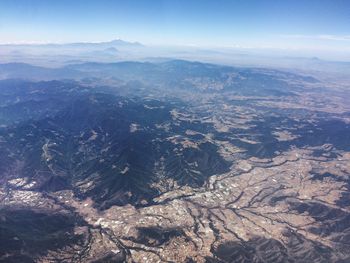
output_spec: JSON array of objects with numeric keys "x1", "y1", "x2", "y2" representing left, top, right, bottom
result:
[
  {"x1": 1, "y1": 60, "x2": 350, "y2": 262},
  {"x1": 0, "y1": 80, "x2": 229, "y2": 208},
  {"x1": 0, "y1": 208, "x2": 84, "y2": 263}
]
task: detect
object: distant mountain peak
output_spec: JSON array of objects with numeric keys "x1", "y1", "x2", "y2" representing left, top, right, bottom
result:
[
  {"x1": 108, "y1": 39, "x2": 143, "y2": 46},
  {"x1": 0, "y1": 39, "x2": 143, "y2": 48}
]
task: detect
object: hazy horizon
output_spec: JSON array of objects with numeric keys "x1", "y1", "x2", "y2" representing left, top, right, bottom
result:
[{"x1": 1, "y1": 0, "x2": 350, "y2": 61}]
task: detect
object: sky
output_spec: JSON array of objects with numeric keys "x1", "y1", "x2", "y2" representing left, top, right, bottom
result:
[{"x1": 0, "y1": 0, "x2": 349, "y2": 57}]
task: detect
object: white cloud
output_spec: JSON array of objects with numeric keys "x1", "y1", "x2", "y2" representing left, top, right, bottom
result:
[{"x1": 281, "y1": 34, "x2": 350, "y2": 41}]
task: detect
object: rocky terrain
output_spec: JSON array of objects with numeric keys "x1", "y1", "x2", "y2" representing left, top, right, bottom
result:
[{"x1": 1, "y1": 60, "x2": 350, "y2": 262}]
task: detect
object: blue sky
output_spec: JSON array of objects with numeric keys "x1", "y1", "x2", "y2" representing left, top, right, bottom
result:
[{"x1": 0, "y1": 0, "x2": 349, "y2": 54}]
